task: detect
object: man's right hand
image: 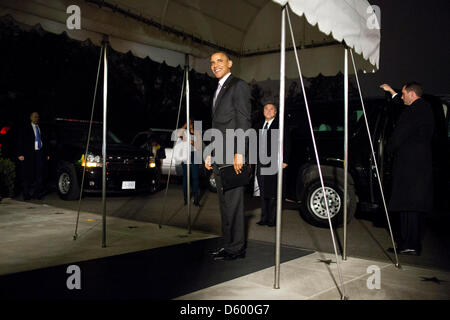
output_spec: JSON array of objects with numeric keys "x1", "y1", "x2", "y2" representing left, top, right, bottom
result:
[
  {"x1": 380, "y1": 84, "x2": 396, "y2": 96},
  {"x1": 205, "y1": 155, "x2": 212, "y2": 170},
  {"x1": 18, "y1": 156, "x2": 24, "y2": 161}
]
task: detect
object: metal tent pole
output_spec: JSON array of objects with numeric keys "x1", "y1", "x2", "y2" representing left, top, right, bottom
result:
[
  {"x1": 274, "y1": 5, "x2": 286, "y2": 290},
  {"x1": 343, "y1": 48, "x2": 349, "y2": 260},
  {"x1": 101, "y1": 38, "x2": 108, "y2": 248},
  {"x1": 185, "y1": 55, "x2": 192, "y2": 234}
]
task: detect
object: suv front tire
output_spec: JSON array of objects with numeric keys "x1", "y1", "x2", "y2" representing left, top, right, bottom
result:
[
  {"x1": 57, "y1": 164, "x2": 80, "y2": 200},
  {"x1": 300, "y1": 177, "x2": 356, "y2": 228}
]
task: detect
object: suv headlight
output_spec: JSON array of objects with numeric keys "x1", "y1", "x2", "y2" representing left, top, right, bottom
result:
[
  {"x1": 149, "y1": 156, "x2": 156, "y2": 168},
  {"x1": 82, "y1": 152, "x2": 103, "y2": 167}
]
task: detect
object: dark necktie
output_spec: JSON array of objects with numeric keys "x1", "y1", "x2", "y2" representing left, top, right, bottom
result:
[
  {"x1": 212, "y1": 82, "x2": 222, "y2": 113},
  {"x1": 261, "y1": 122, "x2": 269, "y2": 155},
  {"x1": 35, "y1": 125, "x2": 42, "y2": 150}
]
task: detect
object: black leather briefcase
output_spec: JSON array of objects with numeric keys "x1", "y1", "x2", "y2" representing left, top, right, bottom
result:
[{"x1": 217, "y1": 164, "x2": 251, "y2": 192}]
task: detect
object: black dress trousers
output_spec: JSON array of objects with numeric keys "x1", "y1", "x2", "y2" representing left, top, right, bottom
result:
[{"x1": 213, "y1": 165, "x2": 246, "y2": 254}]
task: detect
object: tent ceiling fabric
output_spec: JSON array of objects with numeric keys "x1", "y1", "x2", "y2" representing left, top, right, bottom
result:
[{"x1": 0, "y1": 0, "x2": 380, "y2": 81}]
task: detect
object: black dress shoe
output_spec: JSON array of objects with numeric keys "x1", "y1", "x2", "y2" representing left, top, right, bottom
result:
[
  {"x1": 388, "y1": 247, "x2": 420, "y2": 256},
  {"x1": 256, "y1": 220, "x2": 267, "y2": 226},
  {"x1": 399, "y1": 249, "x2": 420, "y2": 256},
  {"x1": 267, "y1": 222, "x2": 276, "y2": 227},
  {"x1": 213, "y1": 249, "x2": 230, "y2": 260},
  {"x1": 209, "y1": 247, "x2": 225, "y2": 256},
  {"x1": 213, "y1": 250, "x2": 246, "y2": 261}
]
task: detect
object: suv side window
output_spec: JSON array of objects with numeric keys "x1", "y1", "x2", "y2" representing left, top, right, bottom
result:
[{"x1": 288, "y1": 102, "x2": 365, "y2": 140}]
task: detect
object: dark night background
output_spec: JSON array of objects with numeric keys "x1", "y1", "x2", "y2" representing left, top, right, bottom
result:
[
  {"x1": 359, "y1": 0, "x2": 450, "y2": 97},
  {"x1": 0, "y1": 17, "x2": 354, "y2": 148},
  {"x1": 1, "y1": 0, "x2": 449, "y2": 146},
  {"x1": 0, "y1": 16, "x2": 217, "y2": 144}
]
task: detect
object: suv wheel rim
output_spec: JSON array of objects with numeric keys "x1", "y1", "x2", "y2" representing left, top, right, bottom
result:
[
  {"x1": 309, "y1": 186, "x2": 341, "y2": 220},
  {"x1": 58, "y1": 172, "x2": 71, "y2": 194}
]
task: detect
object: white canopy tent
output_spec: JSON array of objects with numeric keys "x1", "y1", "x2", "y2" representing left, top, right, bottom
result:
[
  {"x1": 0, "y1": 0, "x2": 379, "y2": 80},
  {"x1": 2, "y1": 0, "x2": 398, "y2": 298}
]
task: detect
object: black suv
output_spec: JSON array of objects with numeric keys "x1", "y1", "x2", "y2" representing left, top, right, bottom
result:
[
  {"x1": 45, "y1": 118, "x2": 159, "y2": 200},
  {"x1": 281, "y1": 95, "x2": 449, "y2": 227}
]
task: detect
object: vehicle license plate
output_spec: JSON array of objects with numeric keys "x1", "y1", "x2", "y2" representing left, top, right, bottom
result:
[{"x1": 122, "y1": 181, "x2": 136, "y2": 190}]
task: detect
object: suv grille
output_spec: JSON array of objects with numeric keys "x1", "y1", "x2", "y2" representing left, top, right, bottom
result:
[{"x1": 106, "y1": 156, "x2": 148, "y2": 170}]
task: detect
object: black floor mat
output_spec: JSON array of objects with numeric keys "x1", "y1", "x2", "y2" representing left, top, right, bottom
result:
[{"x1": 0, "y1": 238, "x2": 313, "y2": 300}]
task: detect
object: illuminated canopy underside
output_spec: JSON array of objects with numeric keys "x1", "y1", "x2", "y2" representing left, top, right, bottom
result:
[{"x1": 0, "y1": 0, "x2": 380, "y2": 80}]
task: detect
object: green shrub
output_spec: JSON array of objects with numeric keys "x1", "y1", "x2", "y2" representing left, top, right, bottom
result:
[{"x1": 0, "y1": 157, "x2": 16, "y2": 197}]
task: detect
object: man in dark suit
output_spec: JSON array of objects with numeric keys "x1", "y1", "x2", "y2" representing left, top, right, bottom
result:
[
  {"x1": 256, "y1": 103, "x2": 289, "y2": 227},
  {"x1": 205, "y1": 52, "x2": 252, "y2": 260},
  {"x1": 380, "y1": 82, "x2": 434, "y2": 256},
  {"x1": 17, "y1": 111, "x2": 49, "y2": 200}
]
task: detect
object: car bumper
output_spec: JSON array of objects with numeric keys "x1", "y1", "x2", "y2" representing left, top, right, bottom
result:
[{"x1": 77, "y1": 167, "x2": 159, "y2": 193}]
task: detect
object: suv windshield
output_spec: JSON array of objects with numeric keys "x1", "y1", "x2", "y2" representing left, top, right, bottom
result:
[{"x1": 54, "y1": 121, "x2": 123, "y2": 145}]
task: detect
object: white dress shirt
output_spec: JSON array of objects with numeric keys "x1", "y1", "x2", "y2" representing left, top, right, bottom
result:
[
  {"x1": 263, "y1": 117, "x2": 275, "y2": 130},
  {"x1": 218, "y1": 72, "x2": 231, "y2": 90},
  {"x1": 214, "y1": 72, "x2": 231, "y2": 103},
  {"x1": 31, "y1": 122, "x2": 42, "y2": 150}
]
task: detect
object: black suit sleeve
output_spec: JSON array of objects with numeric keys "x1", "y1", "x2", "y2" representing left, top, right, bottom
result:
[
  {"x1": 232, "y1": 80, "x2": 252, "y2": 155},
  {"x1": 387, "y1": 108, "x2": 416, "y2": 154},
  {"x1": 385, "y1": 91, "x2": 402, "y2": 105},
  {"x1": 233, "y1": 80, "x2": 252, "y2": 131},
  {"x1": 392, "y1": 93, "x2": 403, "y2": 105}
]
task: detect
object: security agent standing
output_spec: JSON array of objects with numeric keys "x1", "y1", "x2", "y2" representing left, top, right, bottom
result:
[
  {"x1": 256, "y1": 103, "x2": 289, "y2": 227},
  {"x1": 380, "y1": 82, "x2": 434, "y2": 255},
  {"x1": 205, "y1": 52, "x2": 252, "y2": 260},
  {"x1": 17, "y1": 111, "x2": 49, "y2": 200}
]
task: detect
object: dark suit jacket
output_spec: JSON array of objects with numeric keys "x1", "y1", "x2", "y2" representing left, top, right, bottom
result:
[
  {"x1": 256, "y1": 116, "x2": 290, "y2": 198},
  {"x1": 17, "y1": 123, "x2": 48, "y2": 159},
  {"x1": 17, "y1": 122, "x2": 48, "y2": 179},
  {"x1": 387, "y1": 97, "x2": 434, "y2": 213},
  {"x1": 211, "y1": 75, "x2": 252, "y2": 165}
]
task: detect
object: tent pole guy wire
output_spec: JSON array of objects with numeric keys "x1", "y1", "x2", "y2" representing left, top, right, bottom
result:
[
  {"x1": 286, "y1": 5, "x2": 347, "y2": 299},
  {"x1": 73, "y1": 42, "x2": 104, "y2": 241},
  {"x1": 349, "y1": 50, "x2": 400, "y2": 268},
  {"x1": 158, "y1": 70, "x2": 186, "y2": 228}
]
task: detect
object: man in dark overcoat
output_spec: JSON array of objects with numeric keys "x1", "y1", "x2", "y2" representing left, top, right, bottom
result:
[
  {"x1": 380, "y1": 82, "x2": 434, "y2": 255},
  {"x1": 255, "y1": 103, "x2": 290, "y2": 227}
]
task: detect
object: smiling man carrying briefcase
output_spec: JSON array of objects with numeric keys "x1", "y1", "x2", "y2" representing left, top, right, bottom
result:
[{"x1": 205, "y1": 51, "x2": 252, "y2": 261}]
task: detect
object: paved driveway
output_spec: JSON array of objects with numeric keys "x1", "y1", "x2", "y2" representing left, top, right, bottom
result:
[{"x1": 21, "y1": 183, "x2": 450, "y2": 271}]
